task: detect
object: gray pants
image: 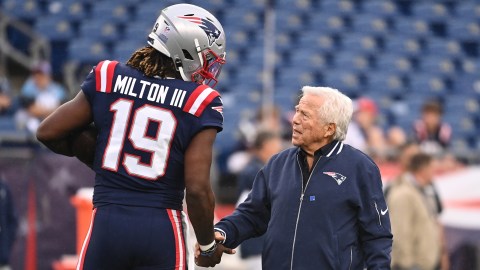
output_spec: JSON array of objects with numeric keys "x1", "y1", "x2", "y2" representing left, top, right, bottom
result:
[{"x1": 0, "y1": 265, "x2": 12, "y2": 270}]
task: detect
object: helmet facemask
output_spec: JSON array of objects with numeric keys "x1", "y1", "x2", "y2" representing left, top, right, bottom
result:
[{"x1": 191, "y1": 47, "x2": 226, "y2": 87}]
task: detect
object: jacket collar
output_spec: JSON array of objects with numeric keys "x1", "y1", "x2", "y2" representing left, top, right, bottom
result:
[{"x1": 297, "y1": 140, "x2": 344, "y2": 158}]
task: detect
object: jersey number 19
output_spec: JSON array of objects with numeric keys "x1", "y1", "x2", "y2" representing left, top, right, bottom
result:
[{"x1": 102, "y1": 98, "x2": 177, "y2": 180}]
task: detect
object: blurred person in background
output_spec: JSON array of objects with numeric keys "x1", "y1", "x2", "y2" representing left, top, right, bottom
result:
[
  {"x1": 236, "y1": 130, "x2": 283, "y2": 270},
  {"x1": 228, "y1": 105, "x2": 290, "y2": 174},
  {"x1": 0, "y1": 69, "x2": 13, "y2": 116},
  {"x1": 413, "y1": 100, "x2": 451, "y2": 157},
  {"x1": 15, "y1": 61, "x2": 65, "y2": 133},
  {"x1": 383, "y1": 141, "x2": 421, "y2": 200},
  {"x1": 0, "y1": 179, "x2": 18, "y2": 270},
  {"x1": 387, "y1": 153, "x2": 449, "y2": 270},
  {"x1": 345, "y1": 97, "x2": 390, "y2": 160}
]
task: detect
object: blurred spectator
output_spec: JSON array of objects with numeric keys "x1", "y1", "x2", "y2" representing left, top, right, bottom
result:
[
  {"x1": 238, "y1": 105, "x2": 291, "y2": 149},
  {"x1": 387, "y1": 153, "x2": 448, "y2": 270},
  {"x1": 345, "y1": 97, "x2": 390, "y2": 160},
  {"x1": 15, "y1": 61, "x2": 66, "y2": 133},
  {"x1": 228, "y1": 105, "x2": 290, "y2": 174},
  {"x1": 0, "y1": 179, "x2": 18, "y2": 270},
  {"x1": 0, "y1": 69, "x2": 13, "y2": 116},
  {"x1": 413, "y1": 100, "x2": 451, "y2": 157},
  {"x1": 235, "y1": 131, "x2": 283, "y2": 270}
]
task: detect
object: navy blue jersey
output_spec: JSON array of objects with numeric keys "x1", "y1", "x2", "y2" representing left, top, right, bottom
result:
[{"x1": 81, "y1": 60, "x2": 223, "y2": 210}]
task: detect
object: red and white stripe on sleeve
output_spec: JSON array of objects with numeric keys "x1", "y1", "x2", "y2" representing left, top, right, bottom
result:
[
  {"x1": 182, "y1": 85, "x2": 220, "y2": 117},
  {"x1": 95, "y1": 60, "x2": 119, "y2": 93}
]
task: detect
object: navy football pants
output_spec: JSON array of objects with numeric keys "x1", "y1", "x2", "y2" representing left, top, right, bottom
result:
[{"x1": 76, "y1": 204, "x2": 187, "y2": 270}]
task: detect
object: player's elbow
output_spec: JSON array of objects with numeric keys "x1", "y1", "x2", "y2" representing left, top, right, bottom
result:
[{"x1": 36, "y1": 122, "x2": 51, "y2": 143}]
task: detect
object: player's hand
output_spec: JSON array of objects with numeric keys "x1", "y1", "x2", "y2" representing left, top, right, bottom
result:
[{"x1": 194, "y1": 234, "x2": 235, "y2": 268}]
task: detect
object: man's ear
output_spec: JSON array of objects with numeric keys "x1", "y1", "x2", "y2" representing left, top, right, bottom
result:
[{"x1": 324, "y1": 123, "x2": 336, "y2": 138}]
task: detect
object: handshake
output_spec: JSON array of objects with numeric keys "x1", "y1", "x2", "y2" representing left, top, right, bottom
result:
[{"x1": 194, "y1": 231, "x2": 236, "y2": 268}]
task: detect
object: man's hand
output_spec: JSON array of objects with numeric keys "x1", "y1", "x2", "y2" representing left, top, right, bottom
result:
[{"x1": 194, "y1": 233, "x2": 235, "y2": 268}]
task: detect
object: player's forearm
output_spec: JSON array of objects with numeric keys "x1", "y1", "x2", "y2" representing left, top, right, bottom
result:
[
  {"x1": 186, "y1": 186, "x2": 216, "y2": 245},
  {"x1": 37, "y1": 136, "x2": 75, "y2": 156}
]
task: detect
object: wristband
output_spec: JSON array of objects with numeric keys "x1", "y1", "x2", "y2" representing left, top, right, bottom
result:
[
  {"x1": 199, "y1": 241, "x2": 218, "y2": 257},
  {"x1": 199, "y1": 240, "x2": 216, "y2": 252}
]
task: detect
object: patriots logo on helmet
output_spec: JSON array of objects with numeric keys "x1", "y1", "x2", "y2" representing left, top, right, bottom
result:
[
  {"x1": 323, "y1": 172, "x2": 347, "y2": 185},
  {"x1": 178, "y1": 16, "x2": 222, "y2": 46}
]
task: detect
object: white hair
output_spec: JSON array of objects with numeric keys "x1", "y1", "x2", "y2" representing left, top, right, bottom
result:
[{"x1": 301, "y1": 86, "x2": 353, "y2": 141}]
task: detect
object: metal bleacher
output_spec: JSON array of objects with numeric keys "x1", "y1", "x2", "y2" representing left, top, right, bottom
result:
[{"x1": 1, "y1": 0, "x2": 480, "y2": 158}]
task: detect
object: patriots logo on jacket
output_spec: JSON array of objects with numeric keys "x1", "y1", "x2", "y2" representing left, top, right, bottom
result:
[
  {"x1": 323, "y1": 172, "x2": 347, "y2": 185},
  {"x1": 178, "y1": 16, "x2": 222, "y2": 46}
]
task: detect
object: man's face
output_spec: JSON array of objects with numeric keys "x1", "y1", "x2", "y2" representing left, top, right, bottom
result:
[
  {"x1": 422, "y1": 110, "x2": 441, "y2": 130},
  {"x1": 292, "y1": 94, "x2": 328, "y2": 151},
  {"x1": 33, "y1": 72, "x2": 51, "y2": 90},
  {"x1": 418, "y1": 160, "x2": 435, "y2": 185}
]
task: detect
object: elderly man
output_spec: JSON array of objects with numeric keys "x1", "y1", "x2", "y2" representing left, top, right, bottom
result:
[{"x1": 196, "y1": 86, "x2": 392, "y2": 269}]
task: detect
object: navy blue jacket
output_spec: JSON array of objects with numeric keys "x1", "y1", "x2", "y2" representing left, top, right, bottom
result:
[
  {"x1": 237, "y1": 157, "x2": 265, "y2": 258},
  {"x1": 216, "y1": 141, "x2": 393, "y2": 270}
]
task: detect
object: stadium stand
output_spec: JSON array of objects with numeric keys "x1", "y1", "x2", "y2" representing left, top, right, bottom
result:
[{"x1": 0, "y1": 0, "x2": 479, "y2": 160}]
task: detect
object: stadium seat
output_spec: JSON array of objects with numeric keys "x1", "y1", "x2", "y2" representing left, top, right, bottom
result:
[
  {"x1": 91, "y1": 2, "x2": 132, "y2": 24},
  {"x1": 277, "y1": 67, "x2": 319, "y2": 93},
  {"x1": 408, "y1": 74, "x2": 448, "y2": 96},
  {"x1": 223, "y1": 8, "x2": 263, "y2": 31},
  {"x1": 419, "y1": 56, "x2": 456, "y2": 76},
  {"x1": 320, "y1": 0, "x2": 357, "y2": 15},
  {"x1": 367, "y1": 72, "x2": 407, "y2": 98},
  {"x1": 341, "y1": 33, "x2": 382, "y2": 54},
  {"x1": 455, "y1": 2, "x2": 480, "y2": 21},
  {"x1": 35, "y1": 17, "x2": 75, "y2": 41},
  {"x1": 322, "y1": 70, "x2": 362, "y2": 98},
  {"x1": 135, "y1": 1, "x2": 161, "y2": 20},
  {"x1": 123, "y1": 21, "x2": 152, "y2": 43},
  {"x1": 411, "y1": 2, "x2": 451, "y2": 22},
  {"x1": 449, "y1": 20, "x2": 480, "y2": 41},
  {"x1": 276, "y1": 0, "x2": 315, "y2": 12},
  {"x1": 309, "y1": 15, "x2": 349, "y2": 34},
  {"x1": 298, "y1": 33, "x2": 337, "y2": 53},
  {"x1": 361, "y1": 1, "x2": 398, "y2": 17},
  {"x1": 426, "y1": 38, "x2": 463, "y2": 58},
  {"x1": 333, "y1": 52, "x2": 370, "y2": 72},
  {"x1": 445, "y1": 95, "x2": 479, "y2": 115},
  {"x1": 289, "y1": 49, "x2": 330, "y2": 70},
  {"x1": 276, "y1": 10, "x2": 307, "y2": 34},
  {"x1": 352, "y1": 15, "x2": 390, "y2": 35},
  {"x1": 394, "y1": 18, "x2": 431, "y2": 37},
  {"x1": 79, "y1": 19, "x2": 120, "y2": 43},
  {"x1": 460, "y1": 57, "x2": 479, "y2": 75},
  {"x1": 384, "y1": 35, "x2": 423, "y2": 57},
  {"x1": 68, "y1": 39, "x2": 110, "y2": 63},
  {"x1": 453, "y1": 74, "x2": 480, "y2": 94},
  {"x1": 112, "y1": 39, "x2": 144, "y2": 63},
  {"x1": 375, "y1": 54, "x2": 414, "y2": 75},
  {"x1": 1, "y1": 0, "x2": 42, "y2": 21}
]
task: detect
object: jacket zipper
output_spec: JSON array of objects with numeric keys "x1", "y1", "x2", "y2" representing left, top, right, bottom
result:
[
  {"x1": 290, "y1": 156, "x2": 320, "y2": 270},
  {"x1": 374, "y1": 201, "x2": 382, "y2": 226}
]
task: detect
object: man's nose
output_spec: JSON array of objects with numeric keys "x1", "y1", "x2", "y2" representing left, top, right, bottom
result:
[{"x1": 292, "y1": 113, "x2": 300, "y2": 125}]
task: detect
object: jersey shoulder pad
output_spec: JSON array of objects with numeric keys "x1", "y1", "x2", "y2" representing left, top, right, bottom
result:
[
  {"x1": 93, "y1": 60, "x2": 119, "y2": 93},
  {"x1": 182, "y1": 85, "x2": 221, "y2": 117}
]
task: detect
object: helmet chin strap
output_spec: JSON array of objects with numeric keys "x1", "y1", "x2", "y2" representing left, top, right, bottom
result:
[{"x1": 178, "y1": 66, "x2": 190, "y2": 81}]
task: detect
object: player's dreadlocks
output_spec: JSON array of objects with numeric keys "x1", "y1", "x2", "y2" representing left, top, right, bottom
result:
[{"x1": 126, "y1": 46, "x2": 182, "y2": 79}]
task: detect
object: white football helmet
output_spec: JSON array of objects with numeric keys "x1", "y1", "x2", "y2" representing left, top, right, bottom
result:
[{"x1": 148, "y1": 4, "x2": 226, "y2": 87}]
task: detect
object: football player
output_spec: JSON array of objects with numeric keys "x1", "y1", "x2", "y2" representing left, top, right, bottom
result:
[{"x1": 36, "y1": 4, "x2": 233, "y2": 269}]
